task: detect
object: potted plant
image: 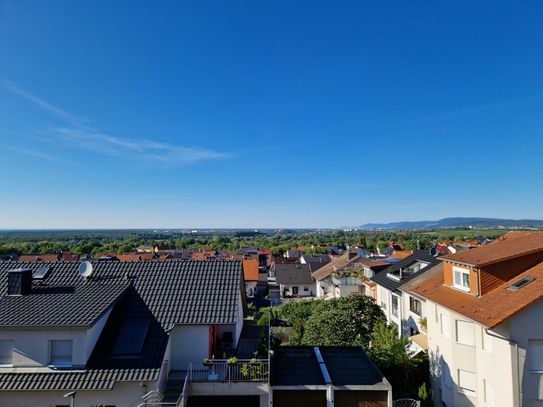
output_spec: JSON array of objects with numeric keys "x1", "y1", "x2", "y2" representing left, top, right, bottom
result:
[
  {"x1": 227, "y1": 356, "x2": 238, "y2": 365},
  {"x1": 419, "y1": 317, "x2": 427, "y2": 332},
  {"x1": 203, "y1": 358, "x2": 214, "y2": 366}
]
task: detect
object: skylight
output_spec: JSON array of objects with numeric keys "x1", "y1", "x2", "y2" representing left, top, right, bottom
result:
[
  {"x1": 113, "y1": 323, "x2": 149, "y2": 356},
  {"x1": 507, "y1": 276, "x2": 535, "y2": 291}
]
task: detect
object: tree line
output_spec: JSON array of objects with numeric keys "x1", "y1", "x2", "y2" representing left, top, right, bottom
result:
[{"x1": 0, "y1": 228, "x2": 508, "y2": 256}]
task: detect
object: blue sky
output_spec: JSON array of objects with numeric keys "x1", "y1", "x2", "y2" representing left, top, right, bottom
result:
[{"x1": 1, "y1": 1, "x2": 542, "y2": 229}]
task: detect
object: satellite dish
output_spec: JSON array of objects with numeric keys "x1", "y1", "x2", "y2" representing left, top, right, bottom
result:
[{"x1": 79, "y1": 261, "x2": 93, "y2": 278}]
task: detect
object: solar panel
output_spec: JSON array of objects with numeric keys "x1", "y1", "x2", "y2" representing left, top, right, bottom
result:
[
  {"x1": 33, "y1": 267, "x2": 51, "y2": 280},
  {"x1": 112, "y1": 323, "x2": 149, "y2": 356}
]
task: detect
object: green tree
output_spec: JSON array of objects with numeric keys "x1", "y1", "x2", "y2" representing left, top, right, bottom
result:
[
  {"x1": 367, "y1": 322, "x2": 428, "y2": 399},
  {"x1": 299, "y1": 294, "x2": 386, "y2": 348}
]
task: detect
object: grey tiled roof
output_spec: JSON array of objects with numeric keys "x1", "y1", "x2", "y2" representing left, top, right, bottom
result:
[
  {"x1": 370, "y1": 250, "x2": 442, "y2": 292},
  {"x1": 0, "y1": 260, "x2": 243, "y2": 391},
  {"x1": 0, "y1": 260, "x2": 242, "y2": 328},
  {"x1": 275, "y1": 264, "x2": 314, "y2": 285}
]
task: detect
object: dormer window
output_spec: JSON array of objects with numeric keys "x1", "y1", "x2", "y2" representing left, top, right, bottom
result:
[
  {"x1": 49, "y1": 340, "x2": 73, "y2": 367},
  {"x1": 453, "y1": 266, "x2": 470, "y2": 292}
]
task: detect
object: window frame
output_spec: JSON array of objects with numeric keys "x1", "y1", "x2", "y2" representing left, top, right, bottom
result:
[
  {"x1": 391, "y1": 295, "x2": 399, "y2": 317},
  {"x1": 458, "y1": 369, "x2": 477, "y2": 396},
  {"x1": 456, "y1": 320, "x2": 475, "y2": 346},
  {"x1": 453, "y1": 266, "x2": 471, "y2": 292},
  {"x1": 409, "y1": 296, "x2": 422, "y2": 316},
  {"x1": 49, "y1": 340, "x2": 73, "y2": 367},
  {"x1": 0, "y1": 340, "x2": 14, "y2": 367}
]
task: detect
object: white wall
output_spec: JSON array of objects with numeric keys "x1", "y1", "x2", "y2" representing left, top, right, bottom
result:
[
  {"x1": 0, "y1": 380, "x2": 158, "y2": 407},
  {"x1": 510, "y1": 298, "x2": 543, "y2": 405},
  {"x1": 170, "y1": 325, "x2": 209, "y2": 370},
  {"x1": 86, "y1": 308, "x2": 111, "y2": 361},
  {"x1": 281, "y1": 283, "x2": 315, "y2": 297},
  {"x1": 0, "y1": 327, "x2": 88, "y2": 367},
  {"x1": 426, "y1": 304, "x2": 516, "y2": 407}
]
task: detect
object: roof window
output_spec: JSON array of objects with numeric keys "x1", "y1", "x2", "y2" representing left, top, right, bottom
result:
[{"x1": 507, "y1": 276, "x2": 535, "y2": 291}]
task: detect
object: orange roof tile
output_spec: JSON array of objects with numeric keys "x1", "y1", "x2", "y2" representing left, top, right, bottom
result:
[
  {"x1": 411, "y1": 260, "x2": 543, "y2": 329},
  {"x1": 243, "y1": 259, "x2": 259, "y2": 281},
  {"x1": 19, "y1": 254, "x2": 59, "y2": 262},
  {"x1": 441, "y1": 231, "x2": 543, "y2": 267},
  {"x1": 117, "y1": 254, "x2": 141, "y2": 262}
]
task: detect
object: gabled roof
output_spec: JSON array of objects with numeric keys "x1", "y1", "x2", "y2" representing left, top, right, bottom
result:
[
  {"x1": 0, "y1": 260, "x2": 243, "y2": 327},
  {"x1": 411, "y1": 260, "x2": 543, "y2": 329},
  {"x1": 243, "y1": 259, "x2": 259, "y2": 281},
  {"x1": 312, "y1": 254, "x2": 363, "y2": 281},
  {"x1": 441, "y1": 231, "x2": 543, "y2": 267},
  {"x1": 275, "y1": 263, "x2": 314, "y2": 285},
  {"x1": 300, "y1": 254, "x2": 331, "y2": 264},
  {"x1": 370, "y1": 250, "x2": 442, "y2": 292},
  {"x1": 0, "y1": 260, "x2": 243, "y2": 390},
  {"x1": 19, "y1": 254, "x2": 59, "y2": 262},
  {"x1": 117, "y1": 254, "x2": 141, "y2": 262}
]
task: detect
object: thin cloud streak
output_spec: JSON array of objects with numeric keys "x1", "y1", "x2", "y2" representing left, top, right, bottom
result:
[
  {"x1": 2, "y1": 78, "x2": 231, "y2": 165},
  {"x1": 1, "y1": 146, "x2": 77, "y2": 166},
  {"x1": 380, "y1": 94, "x2": 543, "y2": 129}
]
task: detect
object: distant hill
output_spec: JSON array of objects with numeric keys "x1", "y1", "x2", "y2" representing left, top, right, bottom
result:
[{"x1": 358, "y1": 217, "x2": 543, "y2": 230}]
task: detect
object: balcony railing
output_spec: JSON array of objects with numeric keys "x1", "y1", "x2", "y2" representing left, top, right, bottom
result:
[
  {"x1": 332, "y1": 276, "x2": 365, "y2": 286},
  {"x1": 190, "y1": 359, "x2": 269, "y2": 383}
]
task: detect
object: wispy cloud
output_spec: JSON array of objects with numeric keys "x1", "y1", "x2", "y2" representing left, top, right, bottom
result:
[
  {"x1": 1, "y1": 146, "x2": 77, "y2": 166},
  {"x1": 1, "y1": 78, "x2": 230, "y2": 164},
  {"x1": 380, "y1": 94, "x2": 543, "y2": 129}
]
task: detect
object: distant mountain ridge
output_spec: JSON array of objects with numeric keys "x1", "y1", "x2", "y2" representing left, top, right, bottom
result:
[{"x1": 359, "y1": 217, "x2": 543, "y2": 230}]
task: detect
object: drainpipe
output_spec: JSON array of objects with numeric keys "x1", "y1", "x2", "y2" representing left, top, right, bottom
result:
[{"x1": 485, "y1": 328, "x2": 521, "y2": 407}]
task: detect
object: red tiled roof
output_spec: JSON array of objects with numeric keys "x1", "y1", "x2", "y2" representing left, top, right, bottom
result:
[
  {"x1": 117, "y1": 254, "x2": 141, "y2": 262},
  {"x1": 19, "y1": 254, "x2": 59, "y2": 262},
  {"x1": 243, "y1": 259, "x2": 259, "y2": 281},
  {"x1": 140, "y1": 253, "x2": 155, "y2": 261},
  {"x1": 62, "y1": 252, "x2": 80, "y2": 262},
  {"x1": 411, "y1": 261, "x2": 543, "y2": 329},
  {"x1": 441, "y1": 232, "x2": 543, "y2": 267}
]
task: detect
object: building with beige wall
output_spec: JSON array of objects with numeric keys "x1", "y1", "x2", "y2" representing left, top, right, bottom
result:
[{"x1": 410, "y1": 232, "x2": 543, "y2": 407}]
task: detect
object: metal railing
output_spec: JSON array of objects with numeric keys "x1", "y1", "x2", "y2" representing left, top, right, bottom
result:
[
  {"x1": 134, "y1": 390, "x2": 175, "y2": 407},
  {"x1": 190, "y1": 360, "x2": 269, "y2": 383},
  {"x1": 176, "y1": 371, "x2": 190, "y2": 407}
]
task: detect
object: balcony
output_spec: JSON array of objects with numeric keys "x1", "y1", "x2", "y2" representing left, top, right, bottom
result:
[
  {"x1": 191, "y1": 359, "x2": 269, "y2": 383},
  {"x1": 332, "y1": 270, "x2": 366, "y2": 286}
]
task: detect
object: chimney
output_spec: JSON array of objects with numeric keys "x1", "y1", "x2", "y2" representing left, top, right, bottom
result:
[{"x1": 8, "y1": 268, "x2": 32, "y2": 296}]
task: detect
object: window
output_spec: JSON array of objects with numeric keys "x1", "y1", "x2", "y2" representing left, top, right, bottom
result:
[
  {"x1": 392, "y1": 296, "x2": 399, "y2": 316},
  {"x1": 380, "y1": 301, "x2": 386, "y2": 310},
  {"x1": 303, "y1": 286, "x2": 308, "y2": 291},
  {"x1": 456, "y1": 320, "x2": 475, "y2": 346},
  {"x1": 529, "y1": 339, "x2": 543, "y2": 372},
  {"x1": 484, "y1": 380, "x2": 495, "y2": 406},
  {"x1": 410, "y1": 296, "x2": 422, "y2": 316},
  {"x1": 440, "y1": 313, "x2": 450, "y2": 339},
  {"x1": 0, "y1": 340, "x2": 14, "y2": 366},
  {"x1": 458, "y1": 369, "x2": 476, "y2": 395},
  {"x1": 113, "y1": 323, "x2": 148, "y2": 356},
  {"x1": 453, "y1": 266, "x2": 471, "y2": 292},
  {"x1": 49, "y1": 340, "x2": 72, "y2": 367},
  {"x1": 483, "y1": 329, "x2": 493, "y2": 353}
]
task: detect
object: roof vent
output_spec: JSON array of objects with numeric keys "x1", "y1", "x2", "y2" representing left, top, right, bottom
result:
[
  {"x1": 8, "y1": 268, "x2": 33, "y2": 296},
  {"x1": 507, "y1": 276, "x2": 535, "y2": 291}
]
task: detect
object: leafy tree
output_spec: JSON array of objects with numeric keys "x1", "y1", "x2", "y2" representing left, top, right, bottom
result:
[
  {"x1": 305, "y1": 246, "x2": 328, "y2": 255},
  {"x1": 302, "y1": 295, "x2": 385, "y2": 347},
  {"x1": 367, "y1": 322, "x2": 428, "y2": 399}
]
